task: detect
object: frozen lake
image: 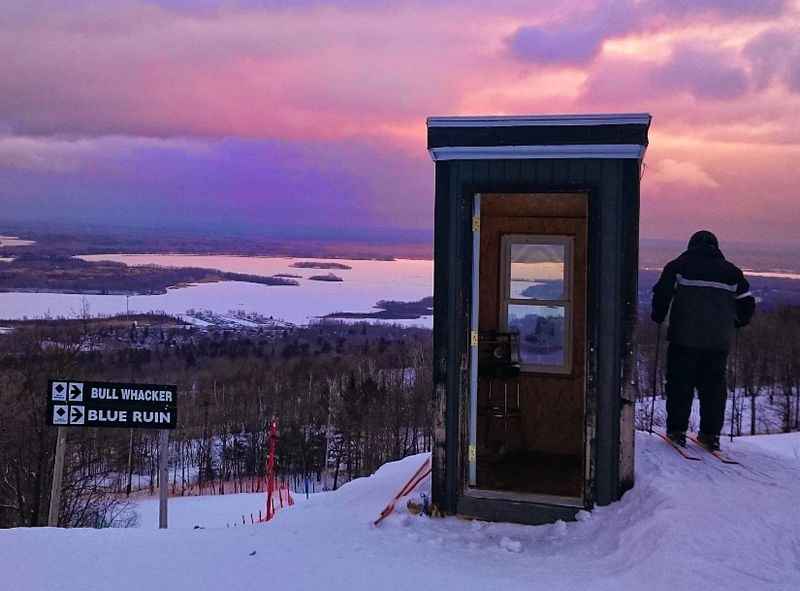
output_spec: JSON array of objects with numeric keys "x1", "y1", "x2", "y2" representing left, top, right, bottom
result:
[
  {"x1": 0, "y1": 254, "x2": 433, "y2": 327},
  {"x1": 2, "y1": 253, "x2": 795, "y2": 326}
]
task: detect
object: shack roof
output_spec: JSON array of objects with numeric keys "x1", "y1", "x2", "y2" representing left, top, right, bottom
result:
[{"x1": 427, "y1": 113, "x2": 651, "y2": 161}]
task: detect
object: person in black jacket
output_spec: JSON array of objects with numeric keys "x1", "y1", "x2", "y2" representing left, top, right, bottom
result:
[{"x1": 651, "y1": 230, "x2": 756, "y2": 450}]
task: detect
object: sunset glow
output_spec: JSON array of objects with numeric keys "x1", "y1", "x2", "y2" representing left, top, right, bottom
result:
[{"x1": 2, "y1": 0, "x2": 799, "y2": 244}]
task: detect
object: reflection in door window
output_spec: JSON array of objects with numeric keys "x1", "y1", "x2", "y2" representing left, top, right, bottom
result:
[
  {"x1": 507, "y1": 304, "x2": 566, "y2": 366},
  {"x1": 509, "y1": 244, "x2": 565, "y2": 300},
  {"x1": 502, "y1": 235, "x2": 572, "y2": 374}
]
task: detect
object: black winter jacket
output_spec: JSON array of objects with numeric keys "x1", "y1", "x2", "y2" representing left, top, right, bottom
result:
[{"x1": 651, "y1": 244, "x2": 755, "y2": 351}]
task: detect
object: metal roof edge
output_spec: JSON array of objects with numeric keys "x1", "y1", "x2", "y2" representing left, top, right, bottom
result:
[
  {"x1": 426, "y1": 113, "x2": 652, "y2": 128},
  {"x1": 428, "y1": 144, "x2": 647, "y2": 161}
]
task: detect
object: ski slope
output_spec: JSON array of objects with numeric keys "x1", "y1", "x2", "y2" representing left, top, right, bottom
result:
[
  {"x1": 134, "y1": 491, "x2": 284, "y2": 529},
  {"x1": 2, "y1": 432, "x2": 799, "y2": 591}
]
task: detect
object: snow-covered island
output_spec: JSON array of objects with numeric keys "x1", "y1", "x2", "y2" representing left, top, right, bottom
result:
[
  {"x1": 291, "y1": 261, "x2": 353, "y2": 270},
  {"x1": 308, "y1": 272, "x2": 344, "y2": 282},
  {"x1": 0, "y1": 255, "x2": 299, "y2": 295},
  {"x1": 325, "y1": 296, "x2": 433, "y2": 320}
]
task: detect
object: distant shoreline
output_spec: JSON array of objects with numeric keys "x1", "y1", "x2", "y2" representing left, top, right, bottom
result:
[
  {"x1": 0, "y1": 287, "x2": 157, "y2": 296},
  {"x1": 0, "y1": 255, "x2": 298, "y2": 296},
  {"x1": 0, "y1": 228, "x2": 434, "y2": 261}
]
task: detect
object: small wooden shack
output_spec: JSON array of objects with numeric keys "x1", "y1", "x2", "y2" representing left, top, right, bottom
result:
[{"x1": 427, "y1": 113, "x2": 652, "y2": 524}]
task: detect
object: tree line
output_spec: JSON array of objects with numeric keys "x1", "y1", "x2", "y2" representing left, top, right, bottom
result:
[
  {"x1": 0, "y1": 319, "x2": 432, "y2": 528},
  {"x1": 634, "y1": 306, "x2": 800, "y2": 435},
  {"x1": 1, "y1": 304, "x2": 798, "y2": 529}
]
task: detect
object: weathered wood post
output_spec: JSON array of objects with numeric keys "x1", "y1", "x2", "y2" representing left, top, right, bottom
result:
[
  {"x1": 47, "y1": 427, "x2": 67, "y2": 527},
  {"x1": 158, "y1": 429, "x2": 169, "y2": 529}
]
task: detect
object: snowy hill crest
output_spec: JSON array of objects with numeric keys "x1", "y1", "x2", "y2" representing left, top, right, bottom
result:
[{"x1": 2, "y1": 433, "x2": 799, "y2": 591}]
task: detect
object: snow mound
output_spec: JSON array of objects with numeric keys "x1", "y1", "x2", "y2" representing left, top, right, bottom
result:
[
  {"x1": 2, "y1": 434, "x2": 799, "y2": 591},
  {"x1": 324, "y1": 452, "x2": 431, "y2": 521}
]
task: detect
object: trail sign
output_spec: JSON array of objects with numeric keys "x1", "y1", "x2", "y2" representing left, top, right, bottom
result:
[
  {"x1": 46, "y1": 380, "x2": 177, "y2": 429},
  {"x1": 46, "y1": 379, "x2": 176, "y2": 528}
]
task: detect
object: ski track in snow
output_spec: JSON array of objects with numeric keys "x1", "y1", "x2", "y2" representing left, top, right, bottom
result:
[{"x1": 2, "y1": 432, "x2": 799, "y2": 591}]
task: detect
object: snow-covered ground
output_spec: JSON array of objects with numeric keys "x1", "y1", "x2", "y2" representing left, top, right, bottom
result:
[
  {"x1": 740, "y1": 432, "x2": 800, "y2": 461},
  {"x1": 134, "y1": 491, "x2": 288, "y2": 529},
  {"x1": 2, "y1": 432, "x2": 799, "y2": 591}
]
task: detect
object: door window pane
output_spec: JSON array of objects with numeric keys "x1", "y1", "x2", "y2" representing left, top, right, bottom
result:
[
  {"x1": 509, "y1": 243, "x2": 565, "y2": 300},
  {"x1": 507, "y1": 304, "x2": 566, "y2": 367}
]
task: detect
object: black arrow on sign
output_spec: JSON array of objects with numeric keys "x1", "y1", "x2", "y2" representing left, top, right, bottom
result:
[
  {"x1": 69, "y1": 385, "x2": 82, "y2": 399},
  {"x1": 70, "y1": 407, "x2": 84, "y2": 423}
]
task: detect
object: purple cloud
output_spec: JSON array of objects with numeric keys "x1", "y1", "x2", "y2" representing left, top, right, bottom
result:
[
  {"x1": 507, "y1": 0, "x2": 787, "y2": 66},
  {"x1": 744, "y1": 28, "x2": 800, "y2": 93},
  {"x1": 507, "y1": 25, "x2": 608, "y2": 66},
  {"x1": 507, "y1": 1, "x2": 638, "y2": 66},
  {"x1": 649, "y1": 0, "x2": 786, "y2": 19},
  {"x1": 650, "y1": 44, "x2": 749, "y2": 100}
]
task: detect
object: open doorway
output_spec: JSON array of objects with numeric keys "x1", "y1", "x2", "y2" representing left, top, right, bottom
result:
[{"x1": 471, "y1": 194, "x2": 588, "y2": 504}]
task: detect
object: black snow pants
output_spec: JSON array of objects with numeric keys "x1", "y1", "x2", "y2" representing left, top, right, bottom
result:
[{"x1": 665, "y1": 343, "x2": 728, "y2": 436}]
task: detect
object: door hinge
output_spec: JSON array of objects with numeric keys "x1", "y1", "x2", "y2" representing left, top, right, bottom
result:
[
  {"x1": 468, "y1": 444, "x2": 476, "y2": 463},
  {"x1": 470, "y1": 331, "x2": 478, "y2": 347},
  {"x1": 471, "y1": 216, "x2": 480, "y2": 232}
]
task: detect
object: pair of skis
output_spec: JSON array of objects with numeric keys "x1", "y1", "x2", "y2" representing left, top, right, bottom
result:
[
  {"x1": 654, "y1": 430, "x2": 739, "y2": 464},
  {"x1": 373, "y1": 457, "x2": 432, "y2": 526}
]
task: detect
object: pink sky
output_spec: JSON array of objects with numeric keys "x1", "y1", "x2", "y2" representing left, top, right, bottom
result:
[{"x1": 1, "y1": 0, "x2": 799, "y2": 244}]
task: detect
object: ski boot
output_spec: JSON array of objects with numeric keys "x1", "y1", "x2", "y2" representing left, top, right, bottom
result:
[
  {"x1": 696, "y1": 433, "x2": 721, "y2": 452},
  {"x1": 667, "y1": 431, "x2": 687, "y2": 447}
]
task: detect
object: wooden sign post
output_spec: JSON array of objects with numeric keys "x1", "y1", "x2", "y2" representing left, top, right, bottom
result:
[
  {"x1": 47, "y1": 427, "x2": 67, "y2": 527},
  {"x1": 158, "y1": 429, "x2": 169, "y2": 529}
]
